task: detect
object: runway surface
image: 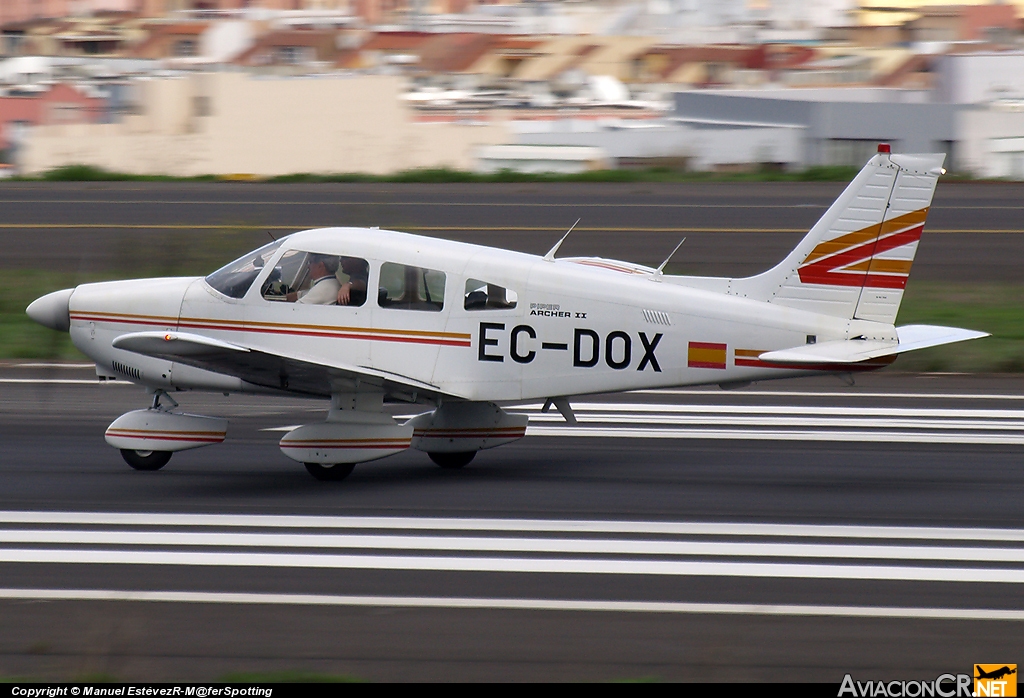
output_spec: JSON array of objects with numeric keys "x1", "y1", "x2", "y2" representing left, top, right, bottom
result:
[
  {"x1": 1, "y1": 364, "x2": 1023, "y2": 681},
  {"x1": 2, "y1": 180, "x2": 1024, "y2": 280}
]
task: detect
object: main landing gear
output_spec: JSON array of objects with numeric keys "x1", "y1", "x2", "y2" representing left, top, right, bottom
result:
[
  {"x1": 304, "y1": 463, "x2": 356, "y2": 481},
  {"x1": 428, "y1": 451, "x2": 476, "y2": 469},
  {"x1": 121, "y1": 449, "x2": 173, "y2": 471}
]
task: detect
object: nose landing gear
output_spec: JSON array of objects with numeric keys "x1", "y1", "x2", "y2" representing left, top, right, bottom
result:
[{"x1": 105, "y1": 389, "x2": 228, "y2": 472}]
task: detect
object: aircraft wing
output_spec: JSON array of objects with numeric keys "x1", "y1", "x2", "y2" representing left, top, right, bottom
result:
[
  {"x1": 111, "y1": 330, "x2": 456, "y2": 400},
  {"x1": 757, "y1": 325, "x2": 989, "y2": 365}
]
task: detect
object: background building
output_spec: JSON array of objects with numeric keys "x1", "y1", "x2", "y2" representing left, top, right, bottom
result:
[{"x1": 20, "y1": 71, "x2": 508, "y2": 175}]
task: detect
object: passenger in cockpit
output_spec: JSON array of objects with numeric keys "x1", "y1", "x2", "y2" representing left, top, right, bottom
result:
[{"x1": 336, "y1": 256, "x2": 368, "y2": 306}]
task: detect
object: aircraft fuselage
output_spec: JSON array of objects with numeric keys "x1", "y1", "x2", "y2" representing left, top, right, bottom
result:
[{"x1": 65, "y1": 226, "x2": 893, "y2": 401}]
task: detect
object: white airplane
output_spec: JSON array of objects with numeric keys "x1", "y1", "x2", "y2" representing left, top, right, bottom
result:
[{"x1": 27, "y1": 145, "x2": 987, "y2": 480}]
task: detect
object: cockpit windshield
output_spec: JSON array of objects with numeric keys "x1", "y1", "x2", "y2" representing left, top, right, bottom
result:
[{"x1": 204, "y1": 239, "x2": 285, "y2": 299}]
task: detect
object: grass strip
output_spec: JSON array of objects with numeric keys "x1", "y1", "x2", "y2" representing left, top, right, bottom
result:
[{"x1": 890, "y1": 282, "x2": 1024, "y2": 373}]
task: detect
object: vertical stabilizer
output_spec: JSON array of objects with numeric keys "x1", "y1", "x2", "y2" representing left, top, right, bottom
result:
[{"x1": 733, "y1": 147, "x2": 945, "y2": 324}]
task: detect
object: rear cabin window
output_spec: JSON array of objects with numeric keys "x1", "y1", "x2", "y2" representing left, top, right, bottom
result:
[
  {"x1": 378, "y1": 263, "x2": 445, "y2": 311},
  {"x1": 464, "y1": 279, "x2": 518, "y2": 310}
]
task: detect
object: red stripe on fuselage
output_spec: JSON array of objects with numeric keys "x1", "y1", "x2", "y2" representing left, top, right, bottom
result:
[{"x1": 69, "y1": 314, "x2": 472, "y2": 348}]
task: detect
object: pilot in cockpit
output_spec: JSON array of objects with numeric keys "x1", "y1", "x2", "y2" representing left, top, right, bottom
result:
[{"x1": 291, "y1": 254, "x2": 342, "y2": 305}]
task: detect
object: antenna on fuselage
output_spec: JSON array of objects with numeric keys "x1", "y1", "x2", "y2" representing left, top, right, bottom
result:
[
  {"x1": 543, "y1": 218, "x2": 580, "y2": 262},
  {"x1": 650, "y1": 237, "x2": 686, "y2": 282}
]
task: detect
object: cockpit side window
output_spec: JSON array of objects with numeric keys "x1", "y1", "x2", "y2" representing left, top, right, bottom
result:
[
  {"x1": 378, "y1": 262, "x2": 445, "y2": 311},
  {"x1": 261, "y1": 250, "x2": 369, "y2": 307},
  {"x1": 205, "y1": 239, "x2": 284, "y2": 299},
  {"x1": 464, "y1": 279, "x2": 518, "y2": 311}
]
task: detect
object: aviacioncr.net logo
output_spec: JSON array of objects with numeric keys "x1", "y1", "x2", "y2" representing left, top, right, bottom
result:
[
  {"x1": 839, "y1": 674, "x2": 973, "y2": 697},
  {"x1": 975, "y1": 665, "x2": 1017, "y2": 697}
]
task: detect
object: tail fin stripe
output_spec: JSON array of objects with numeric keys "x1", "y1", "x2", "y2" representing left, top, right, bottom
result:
[
  {"x1": 797, "y1": 223, "x2": 924, "y2": 289},
  {"x1": 802, "y1": 228, "x2": 880, "y2": 263},
  {"x1": 849, "y1": 259, "x2": 914, "y2": 275},
  {"x1": 801, "y1": 208, "x2": 928, "y2": 265}
]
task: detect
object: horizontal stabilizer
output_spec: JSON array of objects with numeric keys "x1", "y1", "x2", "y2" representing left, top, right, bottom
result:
[
  {"x1": 892, "y1": 324, "x2": 990, "y2": 353},
  {"x1": 759, "y1": 339, "x2": 896, "y2": 365},
  {"x1": 758, "y1": 325, "x2": 989, "y2": 365}
]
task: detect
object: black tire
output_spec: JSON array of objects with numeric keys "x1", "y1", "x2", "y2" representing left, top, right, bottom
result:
[
  {"x1": 428, "y1": 451, "x2": 476, "y2": 469},
  {"x1": 120, "y1": 449, "x2": 172, "y2": 471},
  {"x1": 304, "y1": 462, "x2": 355, "y2": 481}
]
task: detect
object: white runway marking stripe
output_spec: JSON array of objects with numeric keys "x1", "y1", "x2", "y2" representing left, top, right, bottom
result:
[
  {"x1": 2, "y1": 548, "x2": 1024, "y2": 583},
  {"x1": 532, "y1": 413, "x2": 1024, "y2": 430},
  {"x1": 2, "y1": 514, "x2": 1023, "y2": 587},
  {"x1": 525, "y1": 426, "x2": 1024, "y2": 444},
  {"x1": 0, "y1": 378, "x2": 130, "y2": 385},
  {"x1": 6, "y1": 363, "x2": 95, "y2": 369},
  {"x1": 506, "y1": 401, "x2": 1024, "y2": 444},
  {"x1": 0, "y1": 588, "x2": 1021, "y2": 621},
  {"x1": 526, "y1": 403, "x2": 1024, "y2": 418},
  {"x1": 1, "y1": 529, "x2": 1022, "y2": 563},
  {"x1": 1, "y1": 512, "x2": 1022, "y2": 541},
  {"x1": 639, "y1": 389, "x2": 1024, "y2": 401}
]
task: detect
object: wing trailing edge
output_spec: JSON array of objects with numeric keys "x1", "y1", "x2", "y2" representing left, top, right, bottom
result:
[
  {"x1": 112, "y1": 330, "x2": 456, "y2": 400},
  {"x1": 757, "y1": 325, "x2": 989, "y2": 365}
]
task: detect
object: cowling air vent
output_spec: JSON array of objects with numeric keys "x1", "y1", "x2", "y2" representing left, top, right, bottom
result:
[
  {"x1": 642, "y1": 309, "x2": 671, "y2": 326},
  {"x1": 111, "y1": 360, "x2": 142, "y2": 381}
]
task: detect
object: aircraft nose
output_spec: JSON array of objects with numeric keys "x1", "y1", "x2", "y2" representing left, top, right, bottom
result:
[{"x1": 26, "y1": 288, "x2": 74, "y2": 332}]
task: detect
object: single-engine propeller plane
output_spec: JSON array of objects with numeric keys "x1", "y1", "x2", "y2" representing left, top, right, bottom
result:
[{"x1": 27, "y1": 145, "x2": 987, "y2": 480}]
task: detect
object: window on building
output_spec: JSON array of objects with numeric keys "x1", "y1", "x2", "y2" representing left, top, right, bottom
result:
[
  {"x1": 823, "y1": 139, "x2": 882, "y2": 167},
  {"x1": 174, "y1": 39, "x2": 197, "y2": 57},
  {"x1": 48, "y1": 104, "x2": 85, "y2": 125},
  {"x1": 3, "y1": 33, "x2": 24, "y2": 55},
  {"x1": 193, "y1": 95, "x2": 211, "y2": 117},
  {"x1": 277, "y1": 46, "x2": 312, "y2": 64}
]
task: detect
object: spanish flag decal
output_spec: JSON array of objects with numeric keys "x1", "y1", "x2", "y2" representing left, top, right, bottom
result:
[
  {"x1": 797, "y1": 208, "x2": 927, "y2": 289},
  {"x1": 688, "y1": 341, "x2": 727, "y2": 369}
]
